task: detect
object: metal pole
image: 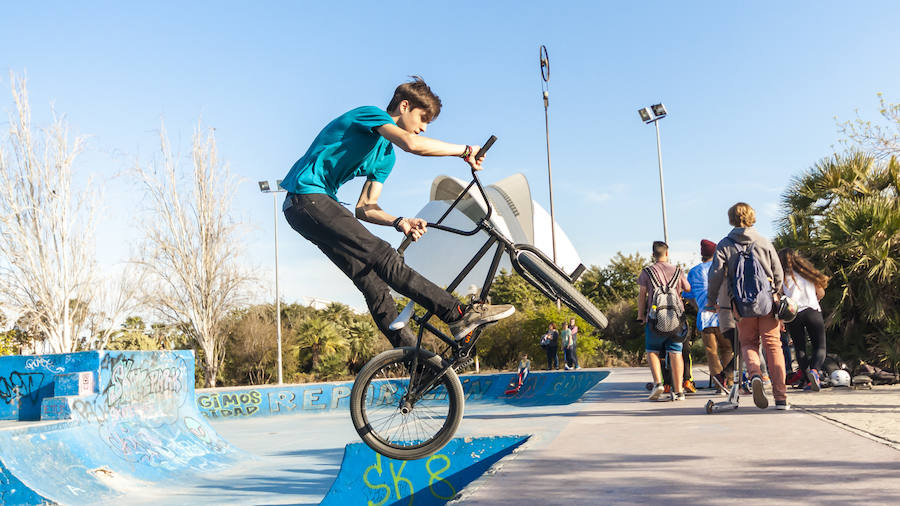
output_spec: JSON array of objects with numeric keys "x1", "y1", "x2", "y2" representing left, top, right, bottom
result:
[
  {"x1": 654, "y1": 120, "x2": 669, "y2": 245},
  {"x1": 544, "y1": 96, "x2": 558, "y2": 265},
  {"x1": 273, "y1": 192, "x2": 283, "y2": 384}
]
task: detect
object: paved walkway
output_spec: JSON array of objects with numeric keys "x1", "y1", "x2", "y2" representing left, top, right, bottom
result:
[
  {"x1": 458, "y1": 368, "x2": 900, "y2": 505},
  {"x1": 789, "y1": 383, "x2": 900, "y2": 451}
]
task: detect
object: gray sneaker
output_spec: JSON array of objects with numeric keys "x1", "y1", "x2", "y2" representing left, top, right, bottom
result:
[
  {"x1": 450, "y1": 303, "x2": 515, "y2": 340},
  {"x1": 751, "y1": 376, "x2": 769, "y2": 409}
]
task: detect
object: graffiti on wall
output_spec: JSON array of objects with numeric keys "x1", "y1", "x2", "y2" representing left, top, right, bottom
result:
[
  {"x1": 197, "y1": 391, "x2": 262, "y2": 417},
  {"x1": 0, "y1": 372, "x2": 46, "y2": 406},
  {"x1": 69, "y1": 352, "x2": 230, "y2": 470},
  {"x1": 195, "y1": 371, "x2": 608, "y2": 419}
]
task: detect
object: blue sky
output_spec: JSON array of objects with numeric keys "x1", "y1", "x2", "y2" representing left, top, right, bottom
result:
[{"x1": 2, "y1": 1, "x2": 899, "y2": 311}]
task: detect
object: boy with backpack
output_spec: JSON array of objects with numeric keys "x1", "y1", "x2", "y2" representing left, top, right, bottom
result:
[
  {"x1": 706, "y1": 202, "x2": 788, "y2": 410},
  {"x1": 637, "y1": 241, "x2": 691, "y2": 401}
]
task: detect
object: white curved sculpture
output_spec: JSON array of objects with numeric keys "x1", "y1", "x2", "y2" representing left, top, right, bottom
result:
[{"x1": 401, "y1": 173, "x2": 582, "y2": 291}]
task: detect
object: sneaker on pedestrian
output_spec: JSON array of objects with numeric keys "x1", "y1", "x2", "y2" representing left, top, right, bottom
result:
[
  {"x1": 648, "y1": 383, "x2": 665, "y2": 401},
  {"x1": 807, "y1": 369, "x2": 821, "y2": 392},
  {"x1": 672, "y1": 391, "x2": 686, "y2": 401},
  {"x1": 683, "y1": 380, "x2": 697, "y2": 394},
  {"x1": 450, "y1": 303, "x2": 515, "y2": 341},
  {"x1": 751, "y1": 375, "x2": 769, "y2": 409},
  {"x1": 564, "y1": 364, "x2": 571, "y2": 370},
  {"x1": 775, "y1": 400, "x2": 791, "y2": 410}
]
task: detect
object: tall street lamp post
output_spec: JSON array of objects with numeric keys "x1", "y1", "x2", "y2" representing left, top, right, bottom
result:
[
  {"x1": 539, "y1": 44, "x2": 558, "y2": 265},
  {"x1": 258, "y1": 179, "x2": 285, "y2": 384},
  {"x1": 638, "y1": 103, "x2": 670, "y2": 244}
]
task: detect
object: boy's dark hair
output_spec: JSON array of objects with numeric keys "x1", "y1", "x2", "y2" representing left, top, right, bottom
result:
[
  {"x1": 652, "y1": 241, "x2": 668, "y2": 260},
  {"x1": 387, "y1": 76, "x2": 442, "y2": 122}
]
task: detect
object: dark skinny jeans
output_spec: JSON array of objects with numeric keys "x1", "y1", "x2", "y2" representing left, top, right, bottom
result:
[
  {"x1": 786, "y1": 307, "x2": 826, "y2": 373},
  {"x1": 283, "y1": 193, "x2": 461, "y2": 348},
  {"x1": 545, "y1": 346, "x2": 559, "y2": 370}
]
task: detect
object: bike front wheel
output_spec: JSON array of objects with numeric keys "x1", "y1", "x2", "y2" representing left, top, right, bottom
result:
[
  {"x1": 349, "y1": 347, "x2": 464, "y2": 460},
  {"x1": 516, "y1": 249, "x2": 609, "y2": 329}
]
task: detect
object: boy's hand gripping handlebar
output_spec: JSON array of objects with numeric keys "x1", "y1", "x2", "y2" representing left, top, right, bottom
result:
[{"x1": 398, "y1": 136, "x2": 497, "y2": 255}]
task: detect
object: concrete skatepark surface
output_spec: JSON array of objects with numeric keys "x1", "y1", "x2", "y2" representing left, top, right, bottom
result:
[{"x1": 1, "y1": 351, "x2": 898, "y2": 504}]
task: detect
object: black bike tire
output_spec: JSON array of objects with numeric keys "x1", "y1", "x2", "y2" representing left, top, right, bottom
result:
[
  {"x1": 517, "y1": 250, "x2": 609, "y2": 329},
  {"x1": 349, "y1": 347, "x2": 464, "y2": 461}
]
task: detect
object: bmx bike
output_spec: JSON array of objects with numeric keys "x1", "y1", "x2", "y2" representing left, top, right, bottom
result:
[{"x1": 349, "y1": 136, "x2": 608, "y2": 460}]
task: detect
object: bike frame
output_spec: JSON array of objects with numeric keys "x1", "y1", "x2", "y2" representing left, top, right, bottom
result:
[{"x1": 396, "y1": 141, "x2": 584, "y2": 401}]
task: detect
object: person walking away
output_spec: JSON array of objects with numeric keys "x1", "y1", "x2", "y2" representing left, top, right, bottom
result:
[
  {"x1": 281, "y1": 77, "x2": 514, "y2": 350},
  {"x1": 684, "y1": 239, "x2": 733, "y2": 393},
  {"x1": 560, "y1": 324, "x2": 575, "y2": 370},
  {"x1": 638, "y1": 241, "x2": 691, "y2": 401},
  {"x1": 567, "y1": 318, "x2": 581, "y2": 369},
  {"x1": 779, "y1": 248, "x2": 829, "y2": 391},
  {"x1": 707, "y1": 202, "x2": 788, "y2": 410},
  {"x1": 541, "y1": 323, "x2": 560, "y2": 370}
]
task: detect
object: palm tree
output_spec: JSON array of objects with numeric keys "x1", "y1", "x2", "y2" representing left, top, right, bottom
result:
[
  {"x1": 346, "y1": 319, "x2": 379, "y2": 371},
  {"x1": 322, "y1": 302, "x2": 355, "y2": 328},
  {"x1": 295, "y1": 316, "x2": 348, "y2": 370},
  {"x1": 778, "y1": 151, "x2": 900, "y2": 360}
]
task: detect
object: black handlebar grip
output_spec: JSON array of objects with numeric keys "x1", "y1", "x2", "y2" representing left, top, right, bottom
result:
[{"x1": 474, "y1": 135, "x2": 497, "y2": 159}]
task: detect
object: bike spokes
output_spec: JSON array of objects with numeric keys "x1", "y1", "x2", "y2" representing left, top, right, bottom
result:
[{"x1": 361, "y1": 356, "x2": 453, "y2": 450}]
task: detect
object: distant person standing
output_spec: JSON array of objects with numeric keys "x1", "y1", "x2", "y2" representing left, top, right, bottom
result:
[
  {"x1": 560, "y1": 324, "x2": 575, "y2": 370},
  {"x1": 779, "y1": 248, "x2": 830, "y2": 391},
  {"x1": 540, "y1": 323, "x2": 560, "y2": 370},
  {"x1": 707, "y1": 203, "x2": 788, "y2": 410},
  {"x1": 567, "y1": 318, "x2": 581, "y2": 369},
  {"x1": 637, "y1": 241, "x2": 691, "y2": 401},
  {"x1": 684, "y1": 239, "x2": 733, "y2": 392}
]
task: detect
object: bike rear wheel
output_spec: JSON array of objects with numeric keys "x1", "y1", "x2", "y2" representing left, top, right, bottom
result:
[
  {"x1": 516, "y1": 250, "x2": 608, "y2": 329},
  {"x1": 349, "y1": 347, "x2": 464, "y2": 460}
]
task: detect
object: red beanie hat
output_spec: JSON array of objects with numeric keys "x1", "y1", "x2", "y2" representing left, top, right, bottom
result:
[{"x1": 700, "y1": 239, "x2": 716, "y2": 258}]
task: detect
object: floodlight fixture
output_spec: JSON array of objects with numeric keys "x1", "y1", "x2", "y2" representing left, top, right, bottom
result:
[
  {"x1": 258, "y1": 180, "x2": 271, "y2": 192},
  {"x1": 651, "y1": 103, "x2": 668, "y2": 118},
  {"x1": 638, "y1": 107, "x2": 654, "y2": 123}
]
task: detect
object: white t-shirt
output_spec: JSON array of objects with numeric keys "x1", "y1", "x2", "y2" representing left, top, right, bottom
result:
[{"x1": 782, "y1": 274, "x2": 820, "y2": 312}]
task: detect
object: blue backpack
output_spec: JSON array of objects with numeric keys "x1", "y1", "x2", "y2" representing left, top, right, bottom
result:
[{"x1": 728, "y1": 238, "x2": 774, "y2": 318}]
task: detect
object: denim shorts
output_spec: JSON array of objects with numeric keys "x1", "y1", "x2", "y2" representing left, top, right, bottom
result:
[{"x1": 645, "y1": 324, "x2": 683, "y2": 354}]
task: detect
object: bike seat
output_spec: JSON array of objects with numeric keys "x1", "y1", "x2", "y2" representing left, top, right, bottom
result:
[{"x1": 389, "y1": 301, "x2": 415, "y2": 331}]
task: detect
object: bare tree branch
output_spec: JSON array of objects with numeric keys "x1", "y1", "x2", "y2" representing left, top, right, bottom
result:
[
  {"x1": 134, "y1": 121, "x2": 253, "y2": 387},
  {"x1": 0, "y1": 72, "x2": 141, "y2": 353},
  {"x1": 837, "y1": 93, "x2": 900, "y2": 160}
]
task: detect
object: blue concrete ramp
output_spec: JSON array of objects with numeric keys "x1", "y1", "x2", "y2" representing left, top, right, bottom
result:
[
  {"x1": 321, "y1": 435, "x2": 530, "y2": 506},
  {"x1": 0, "y1": 351, "x2": 244, "y2": 504}
]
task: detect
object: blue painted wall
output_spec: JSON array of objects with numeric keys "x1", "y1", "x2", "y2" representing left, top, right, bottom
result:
[
  {"x1": 0, "y1": 352, "x2": 99, "y2": 420},
  {"x1": 197, "y1": 370, "x2": 610, "y2": 420}
]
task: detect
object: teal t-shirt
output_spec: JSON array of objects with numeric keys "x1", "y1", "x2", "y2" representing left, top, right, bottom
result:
[{"x1": 280, "y1": 106, "x2": 397, "y2": 200}]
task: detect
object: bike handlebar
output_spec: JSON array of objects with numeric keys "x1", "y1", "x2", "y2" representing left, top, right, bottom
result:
[{"x1": 398, "y1": 135, "x2": 497, "y2": 255}]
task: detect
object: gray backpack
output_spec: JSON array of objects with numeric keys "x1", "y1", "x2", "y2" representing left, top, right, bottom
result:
[{"x1": 645, "y1": 265, "x2": 687, "y2": 339}]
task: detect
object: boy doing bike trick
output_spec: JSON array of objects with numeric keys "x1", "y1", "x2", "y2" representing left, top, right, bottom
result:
[{"x1": 281, "y1": 77, "x2": 514, "y2": 348}]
